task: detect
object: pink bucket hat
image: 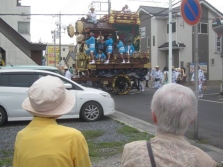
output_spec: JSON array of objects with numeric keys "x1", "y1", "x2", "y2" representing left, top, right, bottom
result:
[{"x1": 22, "y1": 75, "x2": 75, "y2": 117}]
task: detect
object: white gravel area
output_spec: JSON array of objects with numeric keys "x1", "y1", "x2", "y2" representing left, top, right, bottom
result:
[{"x1": 0, "y1": 117, "x2": 127, "y2": 167}]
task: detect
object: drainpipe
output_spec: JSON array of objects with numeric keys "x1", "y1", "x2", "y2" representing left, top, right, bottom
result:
[
  {"x1": 175, "y1": 14, "x2": 180, "y2": 68},
  {"x1": 175, "y1": 15, "x2": 180, "y2": 48}
]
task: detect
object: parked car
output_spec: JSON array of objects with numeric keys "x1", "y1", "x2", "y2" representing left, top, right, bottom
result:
[
  {"x1": 0, "y1": 65, "x2": 63, "y2": 75},
  {"x1": 0, "y1": 69, "x2": 115, "y2": 126}
]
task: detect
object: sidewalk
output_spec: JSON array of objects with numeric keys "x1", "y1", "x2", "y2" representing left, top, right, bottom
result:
[{"x1": 109, "y1": 111, "x2": 223, "y2": 164}]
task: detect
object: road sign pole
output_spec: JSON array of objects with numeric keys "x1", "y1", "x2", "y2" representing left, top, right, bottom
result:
[
  {"x1": 194, "y1": 24, "x2": 199, "y2": 140},
  {"x1": 168, "y1": 0, "x2": 172, "y2": 83}
]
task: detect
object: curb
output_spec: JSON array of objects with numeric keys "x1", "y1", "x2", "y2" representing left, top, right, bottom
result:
[{"x1": 109, "y1": 111, "x2": 223, "y2": 163}]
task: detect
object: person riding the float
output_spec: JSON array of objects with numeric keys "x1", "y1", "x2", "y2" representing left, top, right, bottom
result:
[
  {"x1": 85, "y1": 32, "x2": 95, "y2": 64},
  {"x1": 97, "y1": 36, "x2": 105, "y2": 54},
  {"x1": 87, "y1": 7, "x2": 97, "y2": 24},
  {"x1": 104, "y1": 34, "x2": 113, "y2": 64},
  {"x1": 95, "y1": 49, "x2": 106, "y2": 62},
  {"x1": 117, "y1": 39, "x2": 126, "y2": 63},
  {"x1": 125, "y1": 40, "x2": 134, "y2": 63}
]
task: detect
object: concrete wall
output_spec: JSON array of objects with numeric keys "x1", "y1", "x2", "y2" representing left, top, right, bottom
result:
[
  {"x1": 0, "y1": 34, "x2": 35, "y2": 65},
  {"x1": 175, "y1": 16, "x2": 193, "y2": 71},
  {"x1": 156, "y1": 19, "x2": 167, "y2": 69},
  {"x1": 0, "y1": 0, "x2": 31, "y2": 41},
  {"x1": 139, "y1": 14, "x2": 151, "y2": 53}
]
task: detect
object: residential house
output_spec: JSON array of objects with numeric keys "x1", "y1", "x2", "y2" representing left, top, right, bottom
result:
[
  {"x1": 138, "y1": 0, "x2": 223, "y2": 80},
  {"x1": 0, "y1": 0, "x2": 46, "y2": 66},
  {"x1": 65, "y1": 45, "x2": 76, "y2": 69}
]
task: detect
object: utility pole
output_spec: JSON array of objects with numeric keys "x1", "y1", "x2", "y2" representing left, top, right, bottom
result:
[
  {"x1": 194, "y1": 24, "x2": 199, "y2": 140},
  {"x1": 168, "y1": 0, "x2": 172, "y2": 83},
  {"x1": 108, "y1": 0, "x2": 111, "y2": 14},
  {"x1": 53, "y1": 31, "x2": 56, "y2": 67},
  {"x1": 59, "y1": 11, "x2": 61, "y2": 67}
]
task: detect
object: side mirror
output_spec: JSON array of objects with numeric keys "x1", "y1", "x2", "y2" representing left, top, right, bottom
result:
[{"x1": 64, "y1": 83, "x2": 72, "y2": 89}]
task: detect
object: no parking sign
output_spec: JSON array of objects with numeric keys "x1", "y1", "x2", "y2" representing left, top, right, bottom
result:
[{"x1": 180, "y1": 0, "x2": 202, "y2": 26}]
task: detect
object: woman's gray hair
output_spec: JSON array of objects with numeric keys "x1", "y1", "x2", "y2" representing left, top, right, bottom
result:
[{"x1": 151, "y1": 83, "x2": 197, "y2": 135}]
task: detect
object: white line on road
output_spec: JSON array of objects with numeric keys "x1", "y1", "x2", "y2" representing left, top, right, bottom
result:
[
  {"x1": 203, "y1": 93, "x2": 220, "y2": 95},
  {"x1": 199, "y1": 99, "x2": 223, "y2": 104}
]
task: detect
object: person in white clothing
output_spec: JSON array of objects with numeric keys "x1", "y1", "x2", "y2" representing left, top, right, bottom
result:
[
  {"x1": 172, "y1": 66, "x2": 177, "y2": 83},
  {"x1": 191, "y1": 66, "x2": 206, "y2": 98},
  {"x1": 64, "y1": 67, "x2": 73, "y2": 80},
  {"x1": 153, "y1": 65, "x2": 163, "y2": 89},
  {"x1": 145, "y1": 71, "x2": 150, "y2": 88},
  {"x1": 122, "y1": 5, "x2": 132, "y2": 13},
  {"x1": 87, "y1": 7, "x2": 97, "y2": 24}
]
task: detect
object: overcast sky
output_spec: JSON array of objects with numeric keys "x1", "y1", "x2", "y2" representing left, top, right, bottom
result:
[{"x1": 21, "y1": 0, "x2": 223, "y2": 44}]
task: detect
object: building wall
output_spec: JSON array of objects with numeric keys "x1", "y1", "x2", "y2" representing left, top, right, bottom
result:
[
  {"x1": 176, "y1": 16, "x2": 193, "y2": 73},
  {"x1": 0, "y1": 0, "x2": 34, "y2": 66},
  {"x1": 67, "y1": 57, "x2": 76, "y2": 69},
  {"x1": 0, "y1": 0, "x2": 31, "y2": 41},
  {"x1": 0, "y1": 33, "x2": 36, "y2": 65},
  {"x1": 208, "y1": 10, "x2": 223, "y2": 80},
  {"x1": 139, "y1": 14, "x2": 151, "y2": 54},
  {"x1": 156, "y1": 19, "x2": 167, "y2": 69}
]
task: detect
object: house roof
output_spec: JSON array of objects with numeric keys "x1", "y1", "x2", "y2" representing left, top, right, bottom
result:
[
  {"x1": 66, "y1": 52, "x2": 76, "y2": 62},
  {"x1": 138, "y1": 1, "x2": 223, "y2": 17},
  {"x1": 158, "y1": 41, "x2": 186, "y2": 50},
  {"x1": 137, "y1": 6, "x2": 180, "y2": 16},
  {"x1": 200, "y1": 0, "x2": 223, "y2": 17}
]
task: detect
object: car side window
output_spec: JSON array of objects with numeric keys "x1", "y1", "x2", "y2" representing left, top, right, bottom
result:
[
  {"x1": 0, "y1": 73, "x2": 35, "y2": 87},
  {"x1": 35, "y1": 73, "x2": 83, "y2": 90}
]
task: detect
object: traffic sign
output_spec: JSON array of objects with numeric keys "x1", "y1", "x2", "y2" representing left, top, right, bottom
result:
[{"x1": 180, "y1": 0, "x2": 202, "y2": 26}]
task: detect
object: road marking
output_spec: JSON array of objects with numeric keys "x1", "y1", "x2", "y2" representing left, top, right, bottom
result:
[
  {"x1": 203, "y1": 93, "x2": 219, "y2": 95},
  {"x1": 199, "y1": 99, "x2": 223, "y2": 104}
]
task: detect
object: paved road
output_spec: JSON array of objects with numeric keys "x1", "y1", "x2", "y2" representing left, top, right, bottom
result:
[{"x1": 111, "y1": 88, "x2": 223, "y2": 149}]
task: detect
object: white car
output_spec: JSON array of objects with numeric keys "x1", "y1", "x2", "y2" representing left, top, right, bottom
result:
[{"x1": 0, "y1": 69, "x2": 115, "y2": 126}]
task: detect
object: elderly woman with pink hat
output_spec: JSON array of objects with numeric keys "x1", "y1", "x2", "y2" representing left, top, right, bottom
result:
[{"x1": 13, "y1": 76, "x2": 91, "y2": 167}]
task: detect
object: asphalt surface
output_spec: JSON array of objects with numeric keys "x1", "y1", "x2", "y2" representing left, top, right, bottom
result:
[{"x1": 111, "y1": 87, "x2": 223, "y2": 149}]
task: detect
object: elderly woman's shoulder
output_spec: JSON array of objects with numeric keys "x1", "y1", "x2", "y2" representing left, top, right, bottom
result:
[{"x1": 124, "y1": 140, "x2": 147, "y2": 149}]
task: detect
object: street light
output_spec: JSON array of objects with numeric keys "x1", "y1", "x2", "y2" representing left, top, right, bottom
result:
[{"x1": 51, "y1": 13, "x2": 67, "y2": 67}]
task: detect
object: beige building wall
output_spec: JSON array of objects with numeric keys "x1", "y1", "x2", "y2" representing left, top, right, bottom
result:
[
  {"x1": 0, "y1": 34, "x2": 36, "y2": 65},
  {"x1": 0, "y1": 0, "x2": 31, "y2": 41},
  {"x1": 0, "y1": 0, "x2": 35, "y2": 65},
  {"x1": 208, "y1": 11, "x2": 222, "y2": 80}
]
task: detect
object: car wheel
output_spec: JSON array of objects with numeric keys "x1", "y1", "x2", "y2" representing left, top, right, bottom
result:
[
  {"x1": 80, "y1": 102, "x2": 103, "y2": 122},
  {"x1": 0, "y1": 107, "x2": 7, "y2": 126}
]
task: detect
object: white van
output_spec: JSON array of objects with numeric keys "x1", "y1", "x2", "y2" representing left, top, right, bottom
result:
[{"x1": 0, "y1": 65, "x2": 63, "y2": 75}]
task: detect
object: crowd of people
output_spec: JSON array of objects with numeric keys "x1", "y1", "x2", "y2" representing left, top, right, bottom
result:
[
  {"x1": 83, "y1": 32, "x2": 135, "y2": 64},
  {"x1": 148, "y1": 65, "x2": 206, "y2": 98}
]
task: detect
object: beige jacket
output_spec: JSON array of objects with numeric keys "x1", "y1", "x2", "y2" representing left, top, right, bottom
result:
[{"x1": 121, "y1": 133, "x2": 216, "y2": 167}]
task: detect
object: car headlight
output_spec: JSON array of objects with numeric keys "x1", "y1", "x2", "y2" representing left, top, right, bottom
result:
[{"x1": 99, "y1": 92, "x2": 111, "y2": 98}]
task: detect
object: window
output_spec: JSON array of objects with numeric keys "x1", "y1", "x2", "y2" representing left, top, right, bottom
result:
[
  {"x1": 211, "y1": 58, "x2": 215, "y2": 65},
  {"x1": 167, "y1": 22, "x2": 176, "y2": 33},
  {"x1": 18, "y1": 22, "x2": 30, "y2": 34},
  {"x1": 198, "y1": 23, "x2": 208, "y2": 34},
  {"x1": 0, "y1": 74, "x2": 34, "y2": 87},
  {"x1": 147, "y1": 36, "x2": 150, "y2": 48},
  {"x1": 140, "y1": 27, "x2": 146, "y2": 38},
  {"x1": 153, "y1": 36, "x2": 155, "y2": 46},
  {"x1": 180, "y1": 61, "x2": 184, "y2": 68}
]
